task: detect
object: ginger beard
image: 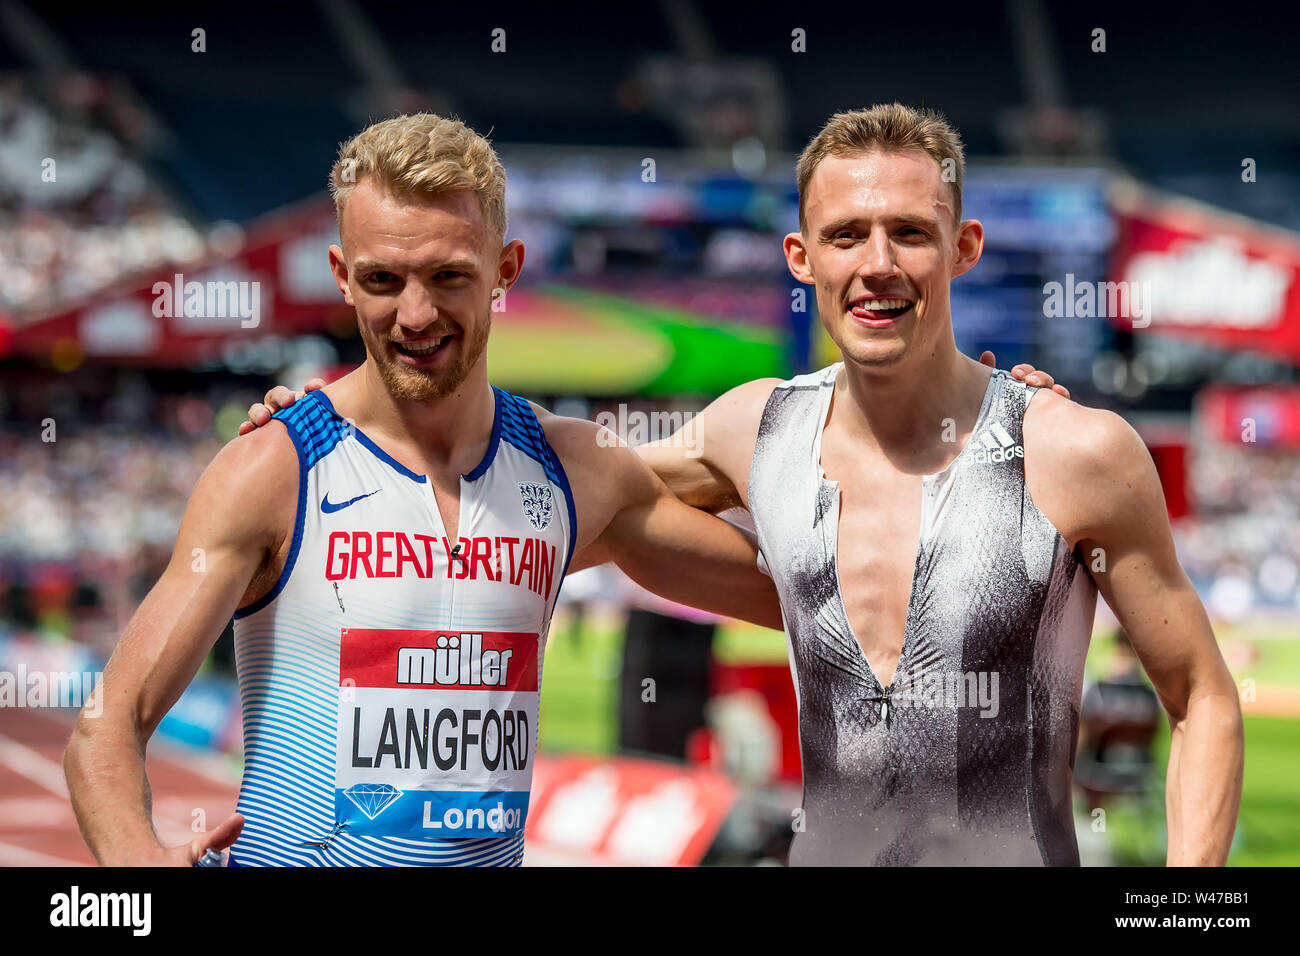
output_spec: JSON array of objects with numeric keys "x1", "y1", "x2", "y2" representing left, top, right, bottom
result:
[{"x1": 362, "y1": 309, "x2": 491, "y2": 402}]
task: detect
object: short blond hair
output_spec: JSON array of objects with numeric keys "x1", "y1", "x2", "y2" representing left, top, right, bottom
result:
[
  {"x1": 329, "y1": 113, "x2": 508, "y2": 239},
  {"x1": 795, "y1": 103, "x2": 965, "y2": 230}
]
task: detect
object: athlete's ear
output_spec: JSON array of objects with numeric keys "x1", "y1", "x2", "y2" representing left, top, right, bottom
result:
[
  {"x1": 951, "y1": 218, "x2": 984, "y2": 280},
  {"x1": 497, "y1": 239, "x2": 525, "y2": 295},
  {"x1": 328, "y1": 244, "x2": 355, "y2": 307},
  {"x1": 784, "y1": 232, "x2": 815, "y2": 285}
]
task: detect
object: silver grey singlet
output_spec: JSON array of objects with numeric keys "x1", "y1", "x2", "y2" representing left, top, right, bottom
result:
[{"x1": 749, "y1": 364, "x2": 1098, "y2": 866}]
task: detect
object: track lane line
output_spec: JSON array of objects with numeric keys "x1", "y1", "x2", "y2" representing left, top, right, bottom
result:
[
  {"x1": 0, "y1": 841, "x2": 88, "y2": 867},
  {"x1": 0, "y1": 732, "x2": 70, "y2": 798}
]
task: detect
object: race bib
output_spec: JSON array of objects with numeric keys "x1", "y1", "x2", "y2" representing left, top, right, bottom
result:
[{"x1": 335, "y1": 628, "x2": 539, "y2": 840}]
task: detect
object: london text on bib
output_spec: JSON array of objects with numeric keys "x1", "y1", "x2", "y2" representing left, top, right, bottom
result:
[{"x1": 335, "y1": 628, "x2": 538, "y2": 839}]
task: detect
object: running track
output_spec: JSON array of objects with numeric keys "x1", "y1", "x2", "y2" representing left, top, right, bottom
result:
[{"x1": 0, "y1": 707, "x2": 239, "y2": 866}]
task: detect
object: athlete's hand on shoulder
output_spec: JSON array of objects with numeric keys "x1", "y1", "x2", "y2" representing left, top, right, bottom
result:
[
  {"x1": 237, "y1": 377, "x2": 327, "y2": 436},
  {"x1": 119, "y1": 813, "x2": 245, "y2": 867},
  {"x1": 978, "y1": 350, "x2": 1069, "y2": 399}
]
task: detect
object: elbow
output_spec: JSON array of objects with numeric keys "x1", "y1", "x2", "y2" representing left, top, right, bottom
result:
[
  {"x1": 1164, "y1": 669, "x2": 1245, "y2": 738},
  {"x1": 62, "y1": 720, "x2": 92, "y2": 792},
  {"x1": 64, "y1": 702, "x2": 145, "y2": 779},
  {"x1": 63, "y1": 710, "x2": 103, "y2": 769}
]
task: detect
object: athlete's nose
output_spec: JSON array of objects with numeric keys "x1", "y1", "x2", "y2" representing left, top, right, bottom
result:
[
  {"x1": 856, "y1": 229, "x2": 899, "y2": 282},
  {"x1": 394, "y1": 283, "x2": 441, "y2": 335}
]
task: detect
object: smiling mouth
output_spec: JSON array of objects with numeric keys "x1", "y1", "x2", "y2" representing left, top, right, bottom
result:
[
  {"x1": 392, "y1": 334, "x2": 453, "y2": 359},
  {"x1": 850, "y1": 297, "x2": 914, "y2": 321}
]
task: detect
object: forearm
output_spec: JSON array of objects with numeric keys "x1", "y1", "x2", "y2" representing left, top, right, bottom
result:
[
  {"x1": 617, "y1": 552, "x2": 782, "y2": 628},
  {"x1": 1164, "y1": 686, "x2": 1243, "y2": 866},
  {"x1": 611, "y1": 516, "x2": 782, "y2": 629},
  {"x1": 62, "y1": 558, "x2": 252, "y2": 865},
  {"x1": 64, "y1": 719, "x2": 165, "y2": 865}
]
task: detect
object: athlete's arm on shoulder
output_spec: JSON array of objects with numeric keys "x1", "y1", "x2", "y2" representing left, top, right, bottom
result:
[
  {"x1": 635, "y1": 377, "x2": 779, "y2": 512},
  {"x1": 63, "y1": 425, "x2": 299, "y2": 865},
  {"x1": 540, "y1": 411, "x2": 782, "y2": 629},
  {"x1": 1024, "y1": 391, "x2": 1242, "y2": 865}
]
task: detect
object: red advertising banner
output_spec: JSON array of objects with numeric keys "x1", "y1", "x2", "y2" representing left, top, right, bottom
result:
[
  {"x1": 1197, "y1": 385, "x2": 1300, "y2": 448},
  {"x1": 2, "y1": 199, "x2": 347, "y2": 367},
  {"x1": 525, "y1": 753, "x2": 736, "y2": 866},
  {"x1": 1109, "y1": 179, "x2": 1300, "y2": 362}
]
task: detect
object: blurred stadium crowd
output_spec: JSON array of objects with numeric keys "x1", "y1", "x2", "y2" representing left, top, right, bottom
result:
[
  {"x1": 1181, "y1": 443, "x2": 1300, "y2": 615},
  {"x1": 0, "y1": 75, "x2": 203, "y2": 316}
]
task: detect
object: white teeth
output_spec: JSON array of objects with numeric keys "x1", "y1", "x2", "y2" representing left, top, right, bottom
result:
[
  {"x1": 858, "y1": 298, "x2": 910, "y2": 311},
  {"x1": 397, "y1": 336, "x2": 448, "y2": 355}
]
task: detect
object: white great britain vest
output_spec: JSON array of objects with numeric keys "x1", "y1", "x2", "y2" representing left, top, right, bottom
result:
[{"x1": 229, "y1": 387, "x2": 575, "y2": 867}]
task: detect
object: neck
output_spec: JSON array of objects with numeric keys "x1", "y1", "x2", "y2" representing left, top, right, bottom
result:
[
  {"x1": 835, "y1": 333, "x2": 990, "y2": 469},
  {"x1": 333, "y1": 357, "x2": 496, "y2": 472}
]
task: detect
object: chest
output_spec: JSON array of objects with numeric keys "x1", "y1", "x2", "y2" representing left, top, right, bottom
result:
[
  {"x1": 819, "y1": 443, "x2": 923, "y2": 684},
  {"x1": 832, "y1": 469, "x2": 922, "y2": 600}
]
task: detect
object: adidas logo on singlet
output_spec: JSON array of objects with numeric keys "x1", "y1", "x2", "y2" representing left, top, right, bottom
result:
[{"x1": 964, "y1": 421, "x2": 1023, "y2": 464}]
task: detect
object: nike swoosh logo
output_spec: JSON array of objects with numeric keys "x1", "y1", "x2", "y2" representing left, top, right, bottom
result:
[{"x1": 321, "y1": 490, "x2": 380, "y2": 514}]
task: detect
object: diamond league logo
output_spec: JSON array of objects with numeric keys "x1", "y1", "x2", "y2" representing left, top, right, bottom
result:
[
  {"x1": 519, "y1": 482, "x2": 553, "y2": 531},
  {"x1": 343, "y1": 783, "x2": 402, "y2": 820}
]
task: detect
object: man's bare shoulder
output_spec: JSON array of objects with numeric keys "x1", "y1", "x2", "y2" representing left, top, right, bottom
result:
[
  {"x1": 704, "y1": 377, "x2": 783, "y2": 430},
  {"x1": 1024, "y1": 389, "x2": 1149, "y2": 476},
  {"x1": 195, "y1": 420, "x2": 301, "y2": 541},
  {"x1": 224, "y1": 415, "x2": 302, "y2": 477},
  {"x1": 529, "y1": 403, "x2": 636, "y2": 475},
  {"x1": 526, "y1": 404, "x2": 659, "y2": 553},
  {"x1": 1023, "y1": 389, "x2": 1157, "y2": 543}
]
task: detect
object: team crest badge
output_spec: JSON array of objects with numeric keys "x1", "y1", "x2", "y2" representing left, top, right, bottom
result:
[{"x1": 519, "y1": 482, "x2": 553, "y2": 531}]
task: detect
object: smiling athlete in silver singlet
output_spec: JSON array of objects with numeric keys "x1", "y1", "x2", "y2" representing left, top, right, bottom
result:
[
  {"x1": 750, "y1": 365, "x2": 1096, "y2": 865},
  {"x1": 638, "y1": 105, "x2": 1239, "y2": 867}
]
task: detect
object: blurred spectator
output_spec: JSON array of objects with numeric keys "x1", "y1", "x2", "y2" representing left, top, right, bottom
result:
[{"x1": 1075, "y1": 631, "x2": 1161, "y2": 807}]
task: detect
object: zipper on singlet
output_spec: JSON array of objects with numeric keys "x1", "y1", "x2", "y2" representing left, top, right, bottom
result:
[
  {"x1": 448, "y1": 541, "x2": 465, "y2": 628},
  {"x1": 422, "y1": 480, "x2": 461, "y2": 629},
  {"x1": 880, "y1": 683, "x2": 892, "y2": 726}
]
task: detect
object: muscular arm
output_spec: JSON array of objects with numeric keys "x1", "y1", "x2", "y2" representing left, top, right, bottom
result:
[
  {"x1": 63, "y1": 426, "x2": 297, "y2": 865},
  {"x1": 1025, "y1": 394, "x2": 1243, "y2": 866},
  {"x1": 544, "y1": 414, "x2": 783, "y2": 630}
]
